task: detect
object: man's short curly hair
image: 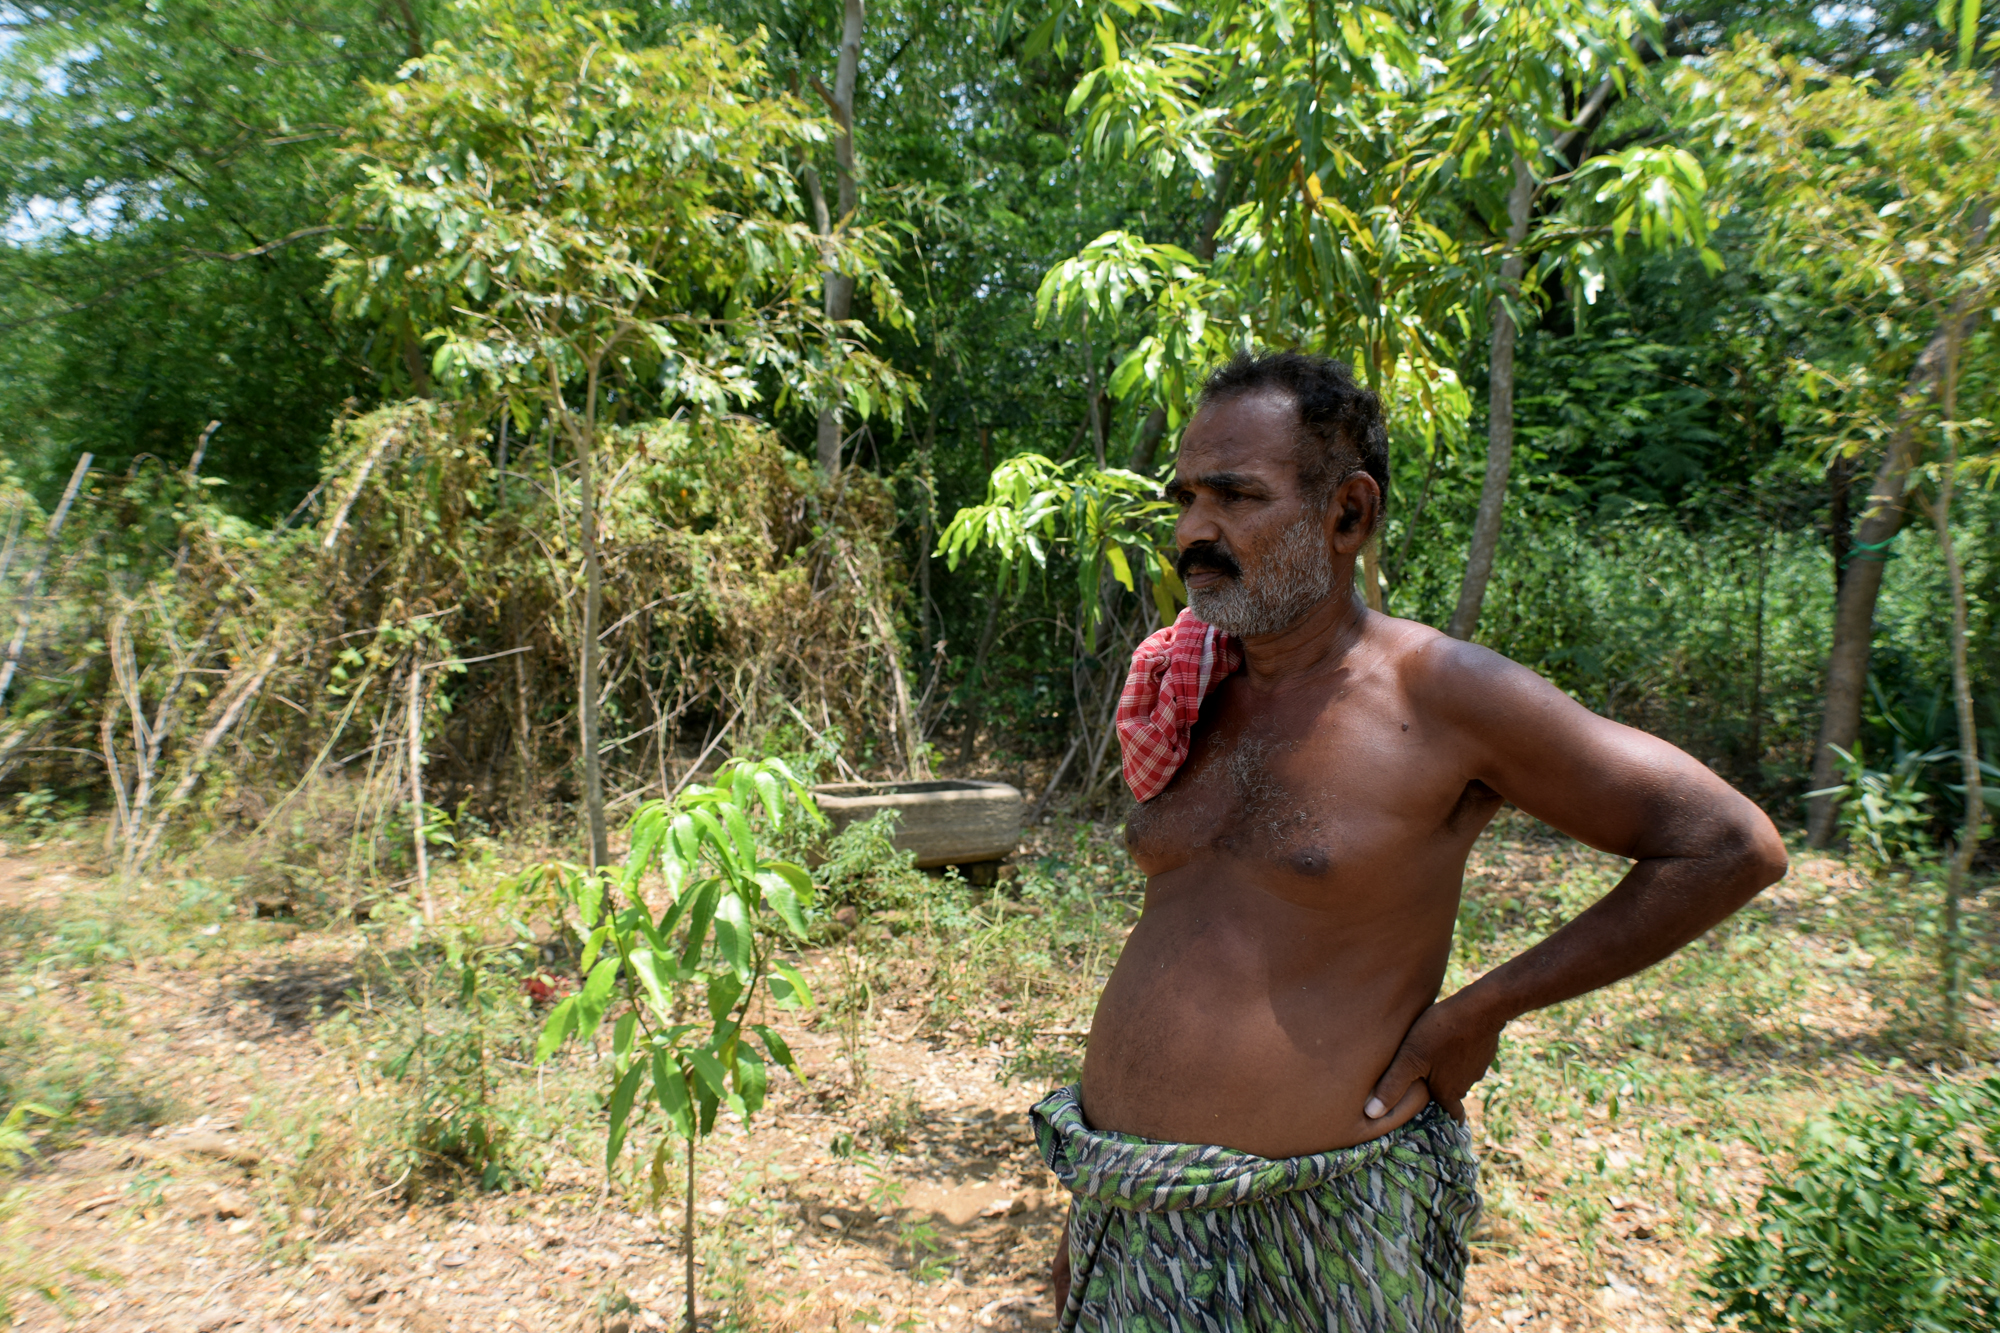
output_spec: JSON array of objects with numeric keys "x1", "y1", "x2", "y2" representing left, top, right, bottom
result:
[{"x1": 1198, "y1": 351, "x2": 1389, "y2": 521}]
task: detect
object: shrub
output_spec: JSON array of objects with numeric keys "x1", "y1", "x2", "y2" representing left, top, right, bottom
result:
[
  {"x1": 812, "y1": 809, "x2": 929, "y2": 918},
  {"x1": 1705, "y1": 1078, "x2": 2000, "y2": 1331}
]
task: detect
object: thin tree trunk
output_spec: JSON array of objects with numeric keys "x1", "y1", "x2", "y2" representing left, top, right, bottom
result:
[
  {"x1": 1925, "y1": 323, "x2": 1980, "y2": 1045},
  {"x1": 1804, "y1": 307, "x2": 1974, "y2": 845},
  {"x1": 1750, "y1": 523, "x2": 1767, "y2": 768},
  {"x1": 1827, "y1": 449, "x2": 1854, "y2": 594},
  {"x1": 408, "y1": 661, "x2": 434, "y2": 924},
  {"x1": 512, "y1": 627, "x2": 536, "y2": 808},
  {"x1": 814, "y1": 0, "x2": 866, "y2": 476},
  {"x1": 684, "y1": 1131, "x2": 698, "y2": 1333},
  {"x1": 0, "y1": 501, "x2": 26, "y2": 595},
  {"x1": 1083, "y1": 309, "x2": 1105, "y2": 468},
  {"x1": 955, "y1": 596, "x2": 1003, "y2": 766},
  {"x1": 1447, "y1": 156, "x2": 1533, "y2": 642},
  {"x1": 0, "y1": 452, "x2": 92, "y2": 709},
  {"x1": 322, "y1": 429, "x2": 398, "y2": 552},
  {"x1": 575, "y1": 366, "x2": 609, "y2": 869},
  {"x1": 918, "y1": 397, "x2": 938, "y2": 683}
]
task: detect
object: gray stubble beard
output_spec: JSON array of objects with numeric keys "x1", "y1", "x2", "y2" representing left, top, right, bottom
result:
[{"x1": 1184, "y1": 514, "x2": 1334, "y2": 637}]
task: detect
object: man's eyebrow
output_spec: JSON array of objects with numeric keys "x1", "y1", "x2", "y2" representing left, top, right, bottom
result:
[{"x1": 1169, "y1": 470, "x2": 1269, "y2": 496}]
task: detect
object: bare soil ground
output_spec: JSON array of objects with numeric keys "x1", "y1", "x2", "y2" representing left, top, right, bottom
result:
[{"x1": 0, "y1": 838, "x2": 1988, "y2": 1333}]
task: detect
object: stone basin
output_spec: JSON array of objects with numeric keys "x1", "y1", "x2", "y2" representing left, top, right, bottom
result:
[{"x1": 811, "y1": 780, "x2": 1024, "y2": 869}]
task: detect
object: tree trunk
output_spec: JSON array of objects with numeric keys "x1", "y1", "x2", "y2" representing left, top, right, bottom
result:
[
  {"x1": 814, "y1": 0, "x2": 866, "y2": 477},
  {"x1": 1925, "y1": 322, "x2": 1980, "y2": 1044},
  {"x1": 1447, "y1": 155, "x2": 1533, "y2": 642},
  {"x1": 1827, "y1": 449, "x2": 1854, "y2": 594},
  {"x1": 683, "y1": 1132, "x2": 698, "y2": 1333},
  {"x1": 956, "y1": 595, "x2": 1003, "y2": 766},
  {"x1": 575, "y1": 397, "x2": 609, "y2": 870},
  {"x1": 408, "y1": 661, "x2": 434, "y2": 924},
  {"x1": 1083, "y1": 309, "x2": 1105, "y2": 468},
  {"x1": 1803, "y1": 310, "x2": 1971, "y2": 845}
]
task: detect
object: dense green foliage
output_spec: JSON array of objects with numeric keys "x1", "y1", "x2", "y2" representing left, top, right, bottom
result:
[
  {"x1": 1705, "y1": 1079, "x2": 2000, "y2": 1330},
  {"x1": 1, "y1": 0, "x2": 1994, "y2": 838}
]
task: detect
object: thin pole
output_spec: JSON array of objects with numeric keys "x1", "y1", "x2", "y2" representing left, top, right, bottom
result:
[
  {"x1": 684, "y1": 1132, "x2": 698, "y2": 1333},
  {"x1": 408, "y1": 662, "x2": 433, "y2": 924},
  {"x1": 0, "y1": 452, "x2": 93, "y2": 708}
]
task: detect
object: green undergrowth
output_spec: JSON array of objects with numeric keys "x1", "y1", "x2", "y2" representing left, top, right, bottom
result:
[{"x1": 1, "y1": 806, "x2": 1994, "y2": 1326}]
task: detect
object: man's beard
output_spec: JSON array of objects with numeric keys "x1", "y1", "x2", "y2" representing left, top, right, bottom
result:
[{"x1": 1181, "y1": 516, "x2": 1334, "y2": 636}]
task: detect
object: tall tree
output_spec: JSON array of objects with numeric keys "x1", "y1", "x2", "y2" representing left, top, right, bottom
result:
[
  {"x1": 1689, "y1": 40, "x2": 1998, "y2": 844},
  {"x1": 807, "y1": 0, "x2": 868, "y2": 476},
  {"x1": 325, "y1": 0, "x2": 913, "y2": 862}
]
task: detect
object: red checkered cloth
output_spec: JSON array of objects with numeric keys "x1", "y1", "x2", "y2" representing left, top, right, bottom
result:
[{"x1": 1116, "y1": 608, "x2": 1241, "y2": 802}]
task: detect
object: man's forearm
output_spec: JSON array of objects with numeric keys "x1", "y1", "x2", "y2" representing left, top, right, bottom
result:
[{"x1": 1452, "y1": 848, "x2": 1779, "y2": 1029}]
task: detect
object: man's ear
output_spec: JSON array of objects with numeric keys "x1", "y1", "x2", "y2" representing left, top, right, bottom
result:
[{"x1": 1328, "y1": 473, "x2": 1381, "y2": 554}]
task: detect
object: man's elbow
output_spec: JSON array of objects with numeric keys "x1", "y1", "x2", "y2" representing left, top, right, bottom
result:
[{"x1": 1731, "y1": 809, "x2": 1789, "y2": 895}]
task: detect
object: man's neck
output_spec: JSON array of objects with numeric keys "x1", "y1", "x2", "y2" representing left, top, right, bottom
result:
[{"x1": 1234, "y1": 580, "x2": 1370, "y2": 688}]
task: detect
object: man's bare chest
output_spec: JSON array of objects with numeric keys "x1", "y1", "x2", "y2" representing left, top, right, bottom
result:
[
  {"x1": 1121, "y1": 678, "x2": 1490, "y2": 888},
  {"x1": 1124, "y1": 706, "x2": 1415, "y2": 873}
]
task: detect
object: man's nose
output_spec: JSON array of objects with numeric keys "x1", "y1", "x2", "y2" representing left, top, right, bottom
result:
[{"x1": 1175, "y1": 498, "x2": 1223, "y2": 549}]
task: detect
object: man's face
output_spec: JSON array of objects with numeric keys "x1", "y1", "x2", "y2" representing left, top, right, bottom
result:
[{"x1": 1167, "y1": 391, "x2": 1336, "y2": 637}]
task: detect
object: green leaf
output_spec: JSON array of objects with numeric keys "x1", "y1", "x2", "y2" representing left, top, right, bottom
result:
[
  {"x1": 653, "y1": 1050, "x2": 692, "y2": 1138},
  {"x1": 687, "y1": 807, "x2": 735, "y2": 872},
  {"x1": 757, "y1": 866, "x2": 811, "y2": 939},
  {"x1": 723, "y1": 801, "x2": 757, "y2": 870},
  {"x1": 686, "y1": 1047, "x2": 731, "y2": 1100},
  {"x1": 579, "y1": 924, "x2": 610, "y2": 975},
  {"x1": 575, "y1": 956, "x2": 620, "y2": 1039},
  {"x1": 621, "y1": 803, "x2": 669, "y2": 893},
  {"x1": 734, "y1": 1042, "x2": 769, "y2": 1116},
  {"x1": 627, "y1": 949, "x2": 674, "y2": 1016},
  {"x1": 606, "y1": 1058, "x2": 649, "y2": 1171},
  {"x1": 768, "y1": 960, "x2": 814, "y2": 1010},
  {"x1": 533, "y1": 995, "x2": 579, "y2": 1063},
  {"x1": 612, "y1": 1011, "x2": 637, "y2": 1065},
  {"x1": 712, "y1": 892, "x2": 753, "y2": 980},
  {"x1": 706, "y1": 972, "x2": 744, "y2": 1023},
  {"x1": 678, "y1": 880, "x2": 722, "y2": 971},
  {"x1": 752, "y1": 769, "x2": 783, "y2": 826},
  {"x1": 753, "y1": 1023, "x2": 804, "y2": 1079}
]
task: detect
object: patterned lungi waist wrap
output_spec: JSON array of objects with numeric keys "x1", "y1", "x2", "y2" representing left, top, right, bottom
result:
[{"x1": 1031, "y1": 1085, "x2": 1482, "y2": 1333}]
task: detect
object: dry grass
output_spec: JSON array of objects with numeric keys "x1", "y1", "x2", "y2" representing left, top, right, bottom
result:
[{"x1": 0, "y1": 810, "x2": 1994, "y2": 1331}]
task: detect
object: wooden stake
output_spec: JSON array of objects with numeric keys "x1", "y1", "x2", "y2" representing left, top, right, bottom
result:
[
  {"x1": 409, "y1": 662, "x2": 434, "y2": 924},
  {"x1": 0, "y1": 452, "x2": 93, "y2": 708}
]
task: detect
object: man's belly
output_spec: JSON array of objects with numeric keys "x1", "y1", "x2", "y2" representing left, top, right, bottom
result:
[{"x1": 1079, "y1": 867, "x2": 1459, "y2": 1158}]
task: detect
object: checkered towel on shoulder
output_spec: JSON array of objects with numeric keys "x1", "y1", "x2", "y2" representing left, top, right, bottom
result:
[{"x1": 1116, "y1": 608, "x2": 1240, "y2": 803}]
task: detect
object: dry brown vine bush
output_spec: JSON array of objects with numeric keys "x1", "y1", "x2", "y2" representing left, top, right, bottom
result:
[{"x1": 0, "y1": 400, "x2": 915, "y2": 887}]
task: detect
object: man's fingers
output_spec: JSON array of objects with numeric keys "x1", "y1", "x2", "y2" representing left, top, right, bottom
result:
[
  {"x1": 1437, "y1": 1088, "x2": 1467, "y2": 1123},
  {"x1": 1365, "y1": 1047, "x2": 1428, "y2": 1119}
]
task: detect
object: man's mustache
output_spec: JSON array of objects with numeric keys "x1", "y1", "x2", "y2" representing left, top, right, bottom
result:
[{"x1": 1177, "y1": 542, "x2": 1241, "y2": 581}]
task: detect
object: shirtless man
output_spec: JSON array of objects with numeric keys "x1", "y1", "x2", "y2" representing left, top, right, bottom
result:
[{"x1": 1033, "y1": 352, "x2": 1787, "y2": 1332}]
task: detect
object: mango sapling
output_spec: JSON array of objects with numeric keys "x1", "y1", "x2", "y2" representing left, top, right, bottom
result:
[{"x1": 527, "y1": 756, "x2": 820, "y2": 1332}]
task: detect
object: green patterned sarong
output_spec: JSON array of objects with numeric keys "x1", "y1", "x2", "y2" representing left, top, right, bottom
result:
[{"x1": 1032, "y1": 1086, "x2": 1481, "y2": 1332}]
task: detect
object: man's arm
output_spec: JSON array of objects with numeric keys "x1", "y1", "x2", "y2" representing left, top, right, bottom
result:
[{"x1": 1366, "y1": 637, "x2": 1788, "y2": 1121}]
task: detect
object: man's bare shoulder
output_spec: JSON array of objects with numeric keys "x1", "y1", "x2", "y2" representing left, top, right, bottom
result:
[{"x1": 1367, "y1": 612, "x2": 1575, "y2": 727}]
